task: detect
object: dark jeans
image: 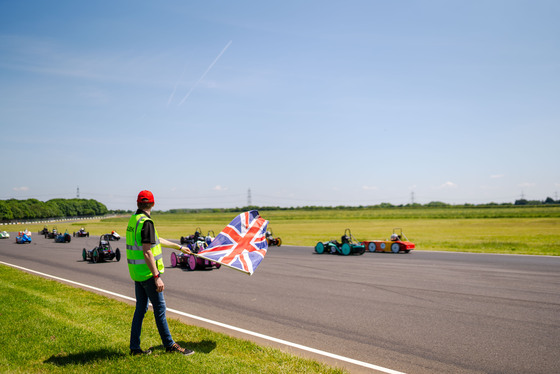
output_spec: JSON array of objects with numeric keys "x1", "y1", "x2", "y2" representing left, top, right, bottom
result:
[{"x1": 130, "y1": 278, "x2": 174, "y2": 350}]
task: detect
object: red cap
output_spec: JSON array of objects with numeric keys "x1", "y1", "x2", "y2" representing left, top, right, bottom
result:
[{"x1": 137, "y1": 190, "x2": 154, "y2": 203}]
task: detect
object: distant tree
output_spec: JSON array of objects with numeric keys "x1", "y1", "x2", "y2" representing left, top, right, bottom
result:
[
  {"x1": 0, "y1": 198, "x2": 108, "y2": 220},
  {"x1": 6, "y1": 199, "x2": 26, "y2": 219},
  {"x1": 45, "y1": 201, "x2": 63, "y2": 217},
  {"x1": 426, "y1": 201, "x2": 449, "y2": 207},
  {"x1": 0, "y1": 201, "x2": 13, "y2": 221}
]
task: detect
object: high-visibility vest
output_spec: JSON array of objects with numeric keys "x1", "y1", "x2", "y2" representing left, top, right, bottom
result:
[{"x1": 126, "y1": 213, "x2": 164, "y2": 282}]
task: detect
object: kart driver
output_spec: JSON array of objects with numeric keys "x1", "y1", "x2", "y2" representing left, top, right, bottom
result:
[{"x1": 127, "y1": 190, "x2": 195, "y2": 356}]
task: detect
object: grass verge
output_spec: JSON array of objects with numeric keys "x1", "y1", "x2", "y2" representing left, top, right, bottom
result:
[{"x1": 0, "y1": 265, "x2": 346, "y2": 374}]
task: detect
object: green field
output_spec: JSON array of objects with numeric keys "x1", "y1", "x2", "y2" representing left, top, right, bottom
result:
[
  {"x1": 0, "y1": 265, "x2": 346, "y2": 374},
  {"x1": 6, "y1": 205, "x2": 560, "y2": 256}
]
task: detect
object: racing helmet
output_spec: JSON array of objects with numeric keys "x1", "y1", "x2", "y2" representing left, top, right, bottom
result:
[{"x1": 390, "y1": 233, "x2": 399, "y2": 241}]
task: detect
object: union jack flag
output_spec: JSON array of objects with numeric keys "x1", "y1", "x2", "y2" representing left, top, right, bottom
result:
[{"x1": 196, "y1": 210, "x2": 269, "y2": 275}]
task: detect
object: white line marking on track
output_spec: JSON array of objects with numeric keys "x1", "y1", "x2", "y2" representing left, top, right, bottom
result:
[{"x1": 1, "y1": 261, "x2": 406, "y2": 374}]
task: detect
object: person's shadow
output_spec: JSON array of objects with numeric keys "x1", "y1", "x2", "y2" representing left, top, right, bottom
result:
[
  {"x1": 44, "y1": 340, "x2": 216, "y2": 366},
  {"x1": 44, "y1": 348, "x2": 124, "y2": 366}
]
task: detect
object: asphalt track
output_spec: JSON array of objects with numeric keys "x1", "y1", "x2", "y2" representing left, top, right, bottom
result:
[{"x1": 1, "y1": 233, "x2": 559, "y2": 374}]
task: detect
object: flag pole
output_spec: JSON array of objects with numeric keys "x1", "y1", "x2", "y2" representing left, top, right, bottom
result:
[{"x1": 192, "y1": 253, "x2": 253, "y2": 275}]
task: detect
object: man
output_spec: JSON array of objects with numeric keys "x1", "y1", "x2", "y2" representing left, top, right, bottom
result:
[{"x1": 126, "y1": 190, "x2": 194, "y2": 356}]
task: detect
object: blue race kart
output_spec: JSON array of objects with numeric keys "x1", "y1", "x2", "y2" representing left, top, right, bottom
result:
[
  {"x1": 55, "y1": 230, "x2": 72, "y2": 243},
  {"x1": 16, "y1": 231, "x2": 32, "y2": 244}
]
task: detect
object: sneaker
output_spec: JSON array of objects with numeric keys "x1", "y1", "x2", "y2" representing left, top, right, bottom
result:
[
  {"x1": 130, "y1": 348, "x2": 152, "y2": 356},
  {"x1": 166, "y1": 343, "x2": 194, "y2": 356}
]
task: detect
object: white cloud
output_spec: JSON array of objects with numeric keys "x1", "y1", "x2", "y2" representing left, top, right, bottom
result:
[
  {"x1": 13, "y1": 186, "x2": 29, "y2": 191},
  {"x1": 490, "y1": 174, "x2": 504, "y2": 179},
  {"x1": 213, "y1": 185, "x2": 228, "y2": 191},
  {"x1": 437, "y1": 181, "x2": 457, "y2": 189},
  {"x1": 518, "y1": 182, "x2": 536, "y2": 188},
  {"x1": 362, "y1": 185, "x2": 378, "y2": 191}
]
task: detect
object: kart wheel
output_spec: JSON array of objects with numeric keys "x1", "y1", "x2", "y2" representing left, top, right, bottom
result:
[
  {"x1": 357, "y1": 245, "x2": 366, "y2": 255},
  {"x1": 115, "y1": 248, "x2": 121, "y2": 262},
  {"x1": 315, "y1": 242, "x2": 324, "y2": 254},
  {"x1": 82, "y1": 248, "x2": 86, "y2": 261},
  {"x1": 214, "y1": 262, "x2": 221, "y2": 269},
  {"x1": 187, "y1": 254, "x2": 197, "y2": 271},
  {"x1": 92, "y1": 249, "x2": 99, "y2": 263},
  {"x1": 368, "y1": 242, "x2": 376, "y2": 252},
  {"x1": 341, "y1": 243, "x2": 351, "y2": 256},
  {"x1": 391, "y1": 243, "x2": 400, "y2": 253},
  {"x1": 73, "y1": 232, "x2": 76, "y2": 237},
  {"x1": 276, "y1": 238, "x2": 282, "y2": 247},
  {"x1": 87, "y1": 233, "x2": 89, "y2": 237},
  {"x1": 170, "y1": 252, "x2": 178, "y2": 268},
  {"x1": 180, "y1": 237, "x2": 185, "y2": 245}
]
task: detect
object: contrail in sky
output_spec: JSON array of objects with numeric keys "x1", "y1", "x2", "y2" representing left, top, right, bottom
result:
[
  {"x1": 167, "y1": 63, "x2": 188, "y2": 106},
  {"x1": 178, "y1": 40, "x2": 232, "y2": 106}
]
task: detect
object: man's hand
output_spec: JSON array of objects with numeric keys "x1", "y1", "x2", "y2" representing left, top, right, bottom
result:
[
  {"x1": 180, "y1": 246, "x2": 192, "y2": 255},
  {"x1": 155, "y1": 277, "x2": 164, "y2": 292}
]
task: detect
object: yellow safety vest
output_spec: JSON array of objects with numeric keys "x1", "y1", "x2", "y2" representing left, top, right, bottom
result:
[{"x1": 126, "y1": 213, "x2": 164, "y2": 282}]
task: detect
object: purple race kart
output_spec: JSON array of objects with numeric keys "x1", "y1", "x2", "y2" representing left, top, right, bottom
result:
[{"x1": 171, "y1": 230, "x2": 220, "y2": 271}]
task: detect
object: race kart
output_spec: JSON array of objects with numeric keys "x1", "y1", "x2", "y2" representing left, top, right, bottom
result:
[
  {"x1": 205, "y1": 230, "x2": 215, "y2": 245},
  {"x1": 315, "y1": 228, "x2": 365, "y2": 255},
  {"x1": 16, "y1": 230, "x2": 32, "y2": 244},
  {"x1": 74, "y1": 228, "x2": 89, "y2": 237},
  {"x1": 54, "y1": 230, "x2": 72, "y2": 243},
  {"x1": 45, "y1": 227, "x2": 59, "y2": 239},
  {"x1": 82, "y1": 236, "x2": 121, "y2": 263},
  {"x1": 38, "y1": 226, "x2": 49, "y2": 235},
  {"x1": 0, "y1": 231, "x2": 9, "y2": 239},
  {"x1": 266, "y1": 228, "x2": 282, "y2": 247},
  {"x1": 180, "y1": 227, "x2": 214, "y2": 246},
  {"x1": 100, "y1": 233, "x2": 120, "y2": 242},
  {"x1": 362, "y1": 228, "x2": 415, "y2": 253},
  {"x1": 171, "y1": 231, "x2": 220, "y2": 271},
  {"x1": 104, "y1": 230, "x2": 120, "y2": 241}
]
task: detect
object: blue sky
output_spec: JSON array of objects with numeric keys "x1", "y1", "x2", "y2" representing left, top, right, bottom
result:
[{"x1": 1, "y1": 1, "x2": 559, "y2": 210}]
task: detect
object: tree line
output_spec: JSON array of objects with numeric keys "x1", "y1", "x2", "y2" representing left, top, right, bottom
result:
[
  {"x1": 0, "y1": 198, "x2": 108, "y2": 221},
  {"x1": 166, "y1": 197, "x2": 560, "y2": 213},
  {"x1": 2, "y1": 197, "x2": 558, "y2": 221}
]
